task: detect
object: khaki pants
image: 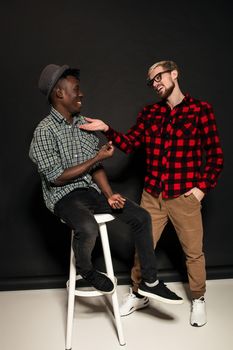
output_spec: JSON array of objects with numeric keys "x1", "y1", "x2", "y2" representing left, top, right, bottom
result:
[{"x1": 131, "y1": 190, "x2": 206, "y2": 299}]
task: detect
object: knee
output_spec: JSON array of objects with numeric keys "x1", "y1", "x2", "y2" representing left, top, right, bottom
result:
[
  {"x1": 135, "y1": 206, "x2": 152, "y2": 227},
  {"x1": 73, "y1": 219, "x2": 99, "y2": 239}
]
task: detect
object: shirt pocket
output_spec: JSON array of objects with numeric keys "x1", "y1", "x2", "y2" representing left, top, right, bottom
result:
[{"x1": 174, "y1": 114, "x2": 197, "y2": 138}]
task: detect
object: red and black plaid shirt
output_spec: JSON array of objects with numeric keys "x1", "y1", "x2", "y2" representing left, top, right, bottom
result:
[{"x1": 105, "y1": 94, "x2": 224, "y2": 198}]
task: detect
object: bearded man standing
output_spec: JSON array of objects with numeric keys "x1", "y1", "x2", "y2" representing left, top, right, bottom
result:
[{"x1": 79, "y1": 60, "x2": 224, "y2": 326}]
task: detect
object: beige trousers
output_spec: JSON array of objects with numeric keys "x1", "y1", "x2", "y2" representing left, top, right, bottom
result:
[{"x1": 131, "y1": 190, "x2": 206, "y2": 299}]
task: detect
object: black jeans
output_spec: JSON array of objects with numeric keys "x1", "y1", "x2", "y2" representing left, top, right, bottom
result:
[{"x1": 54, "y1": 187, "x2": 157, "y2": 283}]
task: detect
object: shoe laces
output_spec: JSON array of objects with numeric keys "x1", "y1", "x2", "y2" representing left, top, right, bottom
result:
[
  {"x1": 192, "y1": 296, "x2": 205, "y2": 304},
  {"x1": 122, "y1": 288, "x2": 137, "y2": 302},
  {"x1": 158, "y1": 280, "x2": 169, "y2": 290},
  {"x1": 192, "y1": 297, "x2": 205, "y2": 310}
]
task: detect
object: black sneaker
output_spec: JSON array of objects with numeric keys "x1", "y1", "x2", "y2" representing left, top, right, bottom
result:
[
  {"x1": 138, "y1": 280, "x2": 183, "y2": 304},
  {"x1": 82, "y1": 270, "x2": 115, "y2": 294}
]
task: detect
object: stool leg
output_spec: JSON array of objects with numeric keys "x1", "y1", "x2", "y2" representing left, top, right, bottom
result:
[
  {"x1": 65, "y1": 231, "x2": 76, "y2": 350},
  {"x1": 99, "y1": 222, "x2": 126, "y2": 346}
]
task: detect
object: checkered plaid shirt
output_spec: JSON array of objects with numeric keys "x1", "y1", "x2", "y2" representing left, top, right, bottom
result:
[
  {"x1": 29, "y1": 107, "x2": 101, "y2": 212},
  {"x1": 105, "y1": 94, "x2": 224, "y2": 198}
]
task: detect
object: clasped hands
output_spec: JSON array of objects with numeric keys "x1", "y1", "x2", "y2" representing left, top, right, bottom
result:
[{"x1": 108, "y1": 193, "x2": 126, "y2": 210}]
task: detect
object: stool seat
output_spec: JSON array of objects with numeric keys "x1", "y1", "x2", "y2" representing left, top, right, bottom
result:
[
  {"x1": 94, "y1": 213, "x2": 116, "y2": 223},
  {"x1": 65, "y1": 213, "x2": 125, "y2": 349}
]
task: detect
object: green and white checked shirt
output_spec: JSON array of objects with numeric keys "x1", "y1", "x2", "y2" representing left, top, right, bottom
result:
[{"x1": 29, "y1": 107, "x2": 101, "y2": 212}]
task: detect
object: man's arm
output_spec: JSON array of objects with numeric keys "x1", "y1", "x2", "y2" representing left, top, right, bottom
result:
[
  {"x1": 92, "y1": 167, "x2": 126, "y2": 209},
  {"x1": 54, "y1": 142, "x2": 114, "y2": 185},
  {"x1": 197, "y1": 103, "x2": 224, "y2": 192},
  {"x1": 79, "y1": 111, "x2": 146, "y2": 154},
  {"x1": 29, "y1": 126, "x2": 115, "y2": 186}
]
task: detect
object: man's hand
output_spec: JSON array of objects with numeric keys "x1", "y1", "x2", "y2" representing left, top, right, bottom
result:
[
  {"x1": 79, "y1": 117, "x2": 109, "y2": 132},
  {"x1": 96, "y1": 141, "x2": 114, "y2": 161},
  {"x1": 108, "y1": 193, "x2": 126, "y2": 209},
  {"x1": 184, "y1": 187, "x2": 205, "y2": 202}
]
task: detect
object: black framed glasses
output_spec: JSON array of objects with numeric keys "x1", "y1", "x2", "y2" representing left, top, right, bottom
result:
[{"x1": 146, "y1": 70, "x2": 171, "y2": 87}]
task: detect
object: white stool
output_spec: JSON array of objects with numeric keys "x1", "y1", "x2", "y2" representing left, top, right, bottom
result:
[{"x1": 65, "y1": 214, "x2": 126, "y2": 350}]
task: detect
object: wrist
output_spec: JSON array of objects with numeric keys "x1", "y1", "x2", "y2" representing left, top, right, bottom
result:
[{"x1": 106, "y1": 191, "x2": 114, "y2": 199}]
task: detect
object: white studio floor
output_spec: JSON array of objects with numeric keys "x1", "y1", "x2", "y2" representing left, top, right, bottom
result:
[{"x1": 0, "y1": 279, "x2": 233, "y2": 350}]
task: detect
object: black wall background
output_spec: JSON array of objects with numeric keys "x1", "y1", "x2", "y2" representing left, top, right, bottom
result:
[{"x1": 0, "y1": 0, "x2": 233, "y2": 291}]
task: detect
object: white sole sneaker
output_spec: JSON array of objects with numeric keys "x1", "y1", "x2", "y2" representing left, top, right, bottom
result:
[
  {"x1": 190, "y1": 297, "x2": 207, "y2": 327},
  {"x1": 120, "y1": 288, "x2": 150, "y2": 316},
  {"x1": 138, "y1": 288, "x2": 184, "y2": 304},
  {"x1": 138, "y1": 280, "x2": 184, "y2": 305}
]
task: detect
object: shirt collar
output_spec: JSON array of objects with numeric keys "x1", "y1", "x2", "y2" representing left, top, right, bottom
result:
[
  {"x1": 182, "y1": 93, "x2": 192, "y2": 105},
  {"x1": 158, "y1": 93, "x2": 192, "y2": 108},
  {"x1": 50, "y1": 106, "x2": 66, "y2": 123},
  {"x1": 50, "y1": 106, "x2": 79, "y2": 125}
]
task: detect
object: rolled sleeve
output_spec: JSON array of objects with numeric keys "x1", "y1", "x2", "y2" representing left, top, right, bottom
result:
[{"x1": 29, "y1": 127, "x2": 64, "y2": 183}]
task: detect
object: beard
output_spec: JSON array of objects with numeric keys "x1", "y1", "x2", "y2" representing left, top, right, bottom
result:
[{"x1": 157, "y1": 81, "x2": 175, "y2": 100}]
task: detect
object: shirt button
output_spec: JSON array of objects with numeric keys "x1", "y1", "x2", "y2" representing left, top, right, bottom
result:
[{"x1": 74, "y1": 154, "x2": 78, "y2": 157}]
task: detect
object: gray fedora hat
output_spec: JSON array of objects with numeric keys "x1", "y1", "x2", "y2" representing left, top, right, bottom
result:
[{"x1": 38, "y1": 64, "x2": 70, "y2": 99}]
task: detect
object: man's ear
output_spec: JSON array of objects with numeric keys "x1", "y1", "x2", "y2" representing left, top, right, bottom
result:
[
  {"x1": 171, "y1": 69, "x2": 178, "y2": 80},
  {"x1": 55, "y1": 87, "x2": 64, "y2": 99}
]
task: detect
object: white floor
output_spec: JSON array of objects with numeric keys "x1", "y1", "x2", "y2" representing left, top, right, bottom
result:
[{"x1": 0, "y1": 279, "x2": 232, "y2": 350}]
